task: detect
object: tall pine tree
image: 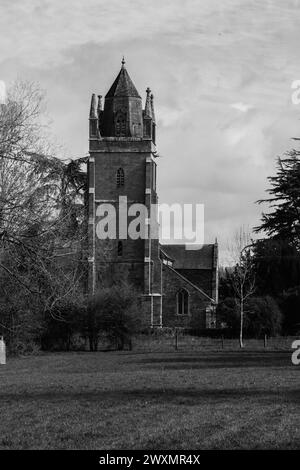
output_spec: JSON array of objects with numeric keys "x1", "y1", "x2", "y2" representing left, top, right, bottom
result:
[{"x1": 255, "y1": 151, "x2": 300, "y2": 248}]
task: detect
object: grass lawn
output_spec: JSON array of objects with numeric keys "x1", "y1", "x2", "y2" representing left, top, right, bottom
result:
[{"x1": 0, "y1": 350, "x2": 299, "y2": 449}]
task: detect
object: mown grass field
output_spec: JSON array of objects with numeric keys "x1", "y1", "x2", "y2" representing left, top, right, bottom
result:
[{"x1": 0, "y1": 350, "x2": 299, "y2": 449}]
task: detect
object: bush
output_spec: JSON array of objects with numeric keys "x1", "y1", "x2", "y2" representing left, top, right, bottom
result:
[
  {"x1": 217, "y1": 296, "x2": 282, "y2": 338},
  {"x1": 0, "y1": 306, "x2": 44, "y2": 355},
  {"x1": 41, "y1": 298, "x2": 86, "y2": 351},
  {"x1": 86, "y1": 282, "x2": 142, "y2": 351},
  {"x1": 216, "y1": 298, "x2": 240, "y2": 334},
  {"x1": 245, "y1": 296, "x2": 282, "y2": 337}
]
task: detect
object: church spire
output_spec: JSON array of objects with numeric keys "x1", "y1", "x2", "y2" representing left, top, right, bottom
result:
[
  {"x1": 105, "y1": 60, "x2": 140, "y2": 99},
  {"x1": 101, "y1": 60, "x2": 143, "y2": 137}
]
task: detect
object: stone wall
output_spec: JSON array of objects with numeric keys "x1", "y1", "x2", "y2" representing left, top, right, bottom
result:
[{"x1": 162, "y1": 265, "x2": 212, "y2": 328}]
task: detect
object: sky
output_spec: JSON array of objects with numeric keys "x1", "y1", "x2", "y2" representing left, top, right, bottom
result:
[{"x1": 1, "y1": 0, "x2": 300, "y2": 263}]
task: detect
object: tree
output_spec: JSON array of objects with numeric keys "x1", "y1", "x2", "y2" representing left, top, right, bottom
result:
[
  {"x1": 253, "y1": 148, "x2": 300, "y2": 334},
  {"x1": 217, "y1": 296, "x2": 282, "y2": 338},
  {"x1": 86, "y1": 282, "x2": 142, "y2": 351},
  {"x1": 251, "y1": 238, "x2": 300, "y2": 296},
  {"x1": 217, "y1": 297, "x2": 239, "y2": 333},
  {"x1": 255, "y1": 153, "x2": 300, "y2": 248},
  {"x1": 0, "y1": 80, "x2": 88, "y2": 351},
  {"x1": 227, "y1": 227, "x2": 256, "y2": 348},
  {"x1": 246, "y1": 296, "x2": 282, "y2": 337},
  {"x1": 41, "y1": 295, "x2": 86, "y2": 351},
  {"x1": 219, "y1": 266, "x2": 236, "y2": 299},
  {"x1": 278, "y1": 287, "x2": 300, "y2": 334}
]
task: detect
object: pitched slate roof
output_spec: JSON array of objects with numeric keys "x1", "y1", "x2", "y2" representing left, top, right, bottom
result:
[
  {"x1": 163, "y1": 264, "x2": 216, "y2": 303},
  {"x1": 161, "y1": 244, "x2": 215, "y2": 270},
  {"x1": 105, "y1": 64, "x2": 141, "y2": 98}
]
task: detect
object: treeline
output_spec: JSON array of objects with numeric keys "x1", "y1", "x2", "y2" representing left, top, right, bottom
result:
[
  {"x1": 218, "y1": 153, "x2": 300, "y2": 341},
  {"x1": 2, "y1": 283, "x2": 141, "y2": 354},
  {"x1": 0, "y1": 81, "x2": 88, "y2": 353},
  {"x1": 0, "y1": 81, "x2": 142, "y2": 354},
  {"x1": 1, "y1": 81, "x2": 300, "y2": 353}
]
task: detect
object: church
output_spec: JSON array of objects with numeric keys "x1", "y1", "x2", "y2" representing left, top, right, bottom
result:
[{"x1": 87, "y1": 60, "x2": 218, "y2": 328}]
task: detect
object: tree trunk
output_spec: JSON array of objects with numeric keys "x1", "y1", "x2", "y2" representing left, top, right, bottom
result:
[
  {"x1": 239, "y1": 297, "x2": 244, "y2": 348},
  {"x1": 88, "y1": 335, "x2": 94, "y2": 351},
  {"x1": 117, "y1": 336, "x2": 124, "y2": 351}
]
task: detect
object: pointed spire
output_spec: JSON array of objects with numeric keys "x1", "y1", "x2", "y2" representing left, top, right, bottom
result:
[
  {"x1": 97, "y1": 95, "x2": 102, "y2": 115},
  {"x1": 144, "y1": 87, "x2": 152, "y2": 118},
  {"x1": 105, "y1": 62, "x2": 140, "y2": 98},
  {"x1": 150, "y1": 93, "x2": 156, "y2": 123},
  {"x1": 89, "y1": 93, "x2": 97, "y2": 118},
  {"x1": 102, "y1": 60, "x2": 143, "y2": 137}
]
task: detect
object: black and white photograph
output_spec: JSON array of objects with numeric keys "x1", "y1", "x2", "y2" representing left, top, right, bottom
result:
[{"x1": 0, "y1": 0, "x2": 299, "y2": 461}]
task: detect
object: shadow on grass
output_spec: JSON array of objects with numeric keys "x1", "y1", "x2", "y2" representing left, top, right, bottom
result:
[
  {"x1": 0, "y1": 386, "x2": 299, "y2": 405},
  {"x1": 133, "y1": 351, "x2": 293, "y2": 369}
]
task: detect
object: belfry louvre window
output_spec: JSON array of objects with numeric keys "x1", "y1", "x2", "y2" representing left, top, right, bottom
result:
[
  {"x1": 115, "y1": 113, "x2": 126, "y2": 136},
  {"x1": 116, "y1": 167, "x2": 125, "y2": 187},
  {"x1": 177, "y1": 288, "x2": 189, "y2": 315}
]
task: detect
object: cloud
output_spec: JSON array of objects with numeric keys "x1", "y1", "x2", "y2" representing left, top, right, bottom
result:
[
  {"x1": 1, "y1": 0, "x2": 300, "y2": 259},
  {"x1": 231, "y1": 102, "x2": 253, "y2": 113},
  {"x1": 157, "y1": 106, "x2": 185, "y2": 128},
  {"x1": 0, "y1": 80, "x2": 6, "y2": 103},
  {"x1": 0, "y1": 0, "x2": 298, "y2": 70}
]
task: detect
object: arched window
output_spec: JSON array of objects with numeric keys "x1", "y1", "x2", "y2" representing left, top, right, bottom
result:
[
  {"x1": 117, "y1": 241, "x2": 123, "y2": 257},
  {"x1": 115, "y1": 112, "x2": 126, "y2": 136},
  {"x1": 116, "y1": 167, "x2": 124, "y2": 187},
  {"x1": 176, "y1": 288, "x2": 189, "y2": 315}
]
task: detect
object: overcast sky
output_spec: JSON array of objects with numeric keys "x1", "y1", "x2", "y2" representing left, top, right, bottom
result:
[{"x1": 1, "y1": 0, "x2": 300, "y2": 263}]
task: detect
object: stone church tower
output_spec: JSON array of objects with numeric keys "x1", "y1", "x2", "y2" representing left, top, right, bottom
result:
[
  {"x1": 88, "y1": 59, "x2": 163, "y2": 326},
  {"x1": 88, "y1": 59, "x2": 218, "y2": 329}
]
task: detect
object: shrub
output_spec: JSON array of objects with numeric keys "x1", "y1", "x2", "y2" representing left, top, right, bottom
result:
[
  {"x1": 41, "y1": 298, "x2": 86, "y2": 351},
  {"x1": 86, "y1": 282, "x2": 142, "y2": 351},
  {"x1": 245, "y1": 296, "x2": 282, "y2": 337},
  {"x1": 217, "y1": 296, "x2": 282, "y2": 338}
]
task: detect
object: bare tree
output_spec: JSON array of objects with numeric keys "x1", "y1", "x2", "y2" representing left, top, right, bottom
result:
[
  {"x1": 228, "y1": 227, "x2": 256, "y2": 348},
  {"x1": 0, "y1": 80, "x2": 88, "y2": 321}
]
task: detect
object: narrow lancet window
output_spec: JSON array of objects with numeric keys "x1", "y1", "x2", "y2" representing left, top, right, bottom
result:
[
  {"x1": 116, "y1": 167, "x2": 125, "y2": 187},
  {"x1": 177, "y1": 289, "x2": 189, "y2": 315}
]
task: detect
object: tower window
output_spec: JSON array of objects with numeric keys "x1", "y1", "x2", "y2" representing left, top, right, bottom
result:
[
  {"x1": 176, "y1": 288, "x2": 189, "y2": 315},
  {"x1": 116, "y1": 167, "x2": 125, "y2": 187},
  {"x1": 115, "y1": 112, "x2": 126, "y2": 136},
  {"x1": 117, "y1": 241, "x2": 123, "y2": 257}
]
